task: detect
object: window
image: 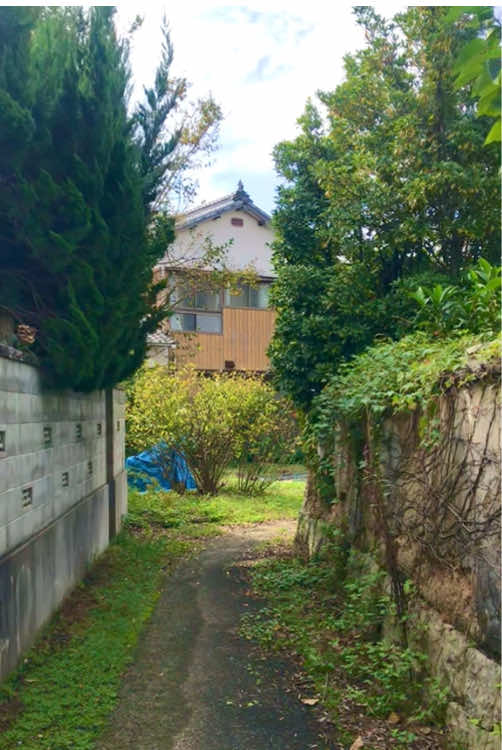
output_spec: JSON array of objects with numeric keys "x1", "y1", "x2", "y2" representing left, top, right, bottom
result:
[
  {"x1": 175, "y1": 281, "x2": 221, "y2": 312},
  {"x1": 224, "y1": 283, "x2": 270, "y2": 309},
  {"x1": 170, "y1": 312, "x2": 222, "y2": 334},
  {"x1": 169, "y1": 275, "x2": 223, "y2": 333},
  {"x1": 231, "y1": 217, "x2": 243, "y2": 227}
]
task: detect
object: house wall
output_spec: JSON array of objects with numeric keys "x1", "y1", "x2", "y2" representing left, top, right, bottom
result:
[
  {"x1": 173, "y1": 307, "x2": 276, "y2": 371},
  {"x1": 168, "y1": 210, "x2": 274, "y2": 276},
  {"x1": 0, "y1": 349, "x2": 127, "y2": 680}
]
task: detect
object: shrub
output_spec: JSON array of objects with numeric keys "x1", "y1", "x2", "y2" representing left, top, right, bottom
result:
[
  {"x1": 126, "y1": 366, "x2": 297, "y2": 495},
  {"x1": 410, "y1": 258, "x2": 501, "y2": 336},
  {"x1": 229, "y1": 378, "x2": 300, "y2": 494}
]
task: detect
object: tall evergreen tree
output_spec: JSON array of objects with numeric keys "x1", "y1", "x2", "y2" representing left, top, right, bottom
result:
[{"x1": 0, "y1": 7, "x2": 221, "y2": 390}]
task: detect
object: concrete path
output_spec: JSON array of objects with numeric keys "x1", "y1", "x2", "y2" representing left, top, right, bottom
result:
[{"x1": 97, "y1": 522, "x2": 333, "y2": 750}]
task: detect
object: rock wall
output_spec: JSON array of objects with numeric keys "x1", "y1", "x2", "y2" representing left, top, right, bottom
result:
[
  {"x1": 296, "y1": 369, "x2": 501, "y2": 749},
  {"x1": 0, "y1": 350, "x2": 127, "y2": 679}
]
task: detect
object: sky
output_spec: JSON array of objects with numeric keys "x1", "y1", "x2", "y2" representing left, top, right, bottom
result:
[{"x1": 116, "y1": 2, "x2": 406, "y2": 214}]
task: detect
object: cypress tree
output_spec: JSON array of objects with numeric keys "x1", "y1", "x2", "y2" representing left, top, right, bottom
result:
[{"x1": 0, "y1": 7, "x2": 211, "y2": 390}]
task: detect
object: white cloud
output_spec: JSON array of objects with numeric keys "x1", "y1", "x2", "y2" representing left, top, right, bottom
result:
[{"x1": 116, "y1": 2, "x2": 402, "y2": 212}]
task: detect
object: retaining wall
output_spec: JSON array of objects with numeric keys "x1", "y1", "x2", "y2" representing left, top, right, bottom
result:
[
  {"x1": 296, "y1": 366, "x2": 501, "y2": 749},
  {"x1": 0, "y1": 348, "x2": 127, "y2": 679}
]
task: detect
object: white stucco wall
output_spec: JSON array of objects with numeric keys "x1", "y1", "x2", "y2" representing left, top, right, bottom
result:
[{"x1": 166, "y1": 209, "x2": 274, "y2": 277}]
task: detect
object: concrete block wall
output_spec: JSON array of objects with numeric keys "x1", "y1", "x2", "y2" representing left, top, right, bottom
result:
[{"x1": 0, "y1": 352, "x2": 127, "y2": 679}]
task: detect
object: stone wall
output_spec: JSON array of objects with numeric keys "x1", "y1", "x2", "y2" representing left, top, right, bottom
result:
[
  {"x1": 0, "y1": 350, "x2": 127, "y2": 680},
  {"x1": 296, "y1": 367, "x2": 501, "y2": 749}
]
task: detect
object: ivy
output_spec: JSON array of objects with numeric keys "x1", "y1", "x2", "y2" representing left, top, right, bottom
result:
[{"x1": 312, "y1": 331, "x2": 500, "y2": 437}]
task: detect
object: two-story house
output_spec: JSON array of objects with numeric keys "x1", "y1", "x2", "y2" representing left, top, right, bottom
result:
[{"x1": 150, "y1": 182, "x2": 275, "y2": 372}]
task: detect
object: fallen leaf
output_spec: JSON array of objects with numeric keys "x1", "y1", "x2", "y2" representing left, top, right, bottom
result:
[
  {"x1": 349, "y1": 737, "x2": 364, "y2": 750},
  {"x1": 301, "y1": 697, "x2": 319, "y2": 706},
  {"x1": 387, "y1": 711, "x2": 400, "y2": 724}
]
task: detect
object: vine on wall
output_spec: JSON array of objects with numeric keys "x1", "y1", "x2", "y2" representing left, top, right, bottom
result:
[{"x1": 305, "y1": 331, "x2": 501, "y2": 627}]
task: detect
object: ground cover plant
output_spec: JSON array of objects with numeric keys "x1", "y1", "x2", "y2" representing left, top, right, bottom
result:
[
  {"x1": 127, "y1": 477, "x2": 305, "y2": 532},
  {"x1": 241, "y1": 535, "x2": 452, "y2": 749},
  {"x1": 0, "y1": 533, "x2": 193, "y2": 750},
  {"x1": 0, "y1": 478, "x2": 305, "y2": 749}
]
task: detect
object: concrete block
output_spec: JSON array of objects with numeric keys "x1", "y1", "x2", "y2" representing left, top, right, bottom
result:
[
  {"x1": 69, "y1": 399, "x2": 81, "y2": 420},
  {"x1": 18, "y1": 423, "x2": 44, "y2": 456},
  {"x1": 0, "y1": 391, "x2": 18, "y2": 424},
  {"x1": 54, "y1": 443, "x2": 72, "y2": 470},
  {"x1": 0, "y1": 457, "x2": 16, "y2": 494},
  {"x1": 0, "y1": 359, "x2": 23, "y2": 393},
  {"x1": 0, "y1": 488, "x2": 16, "y2": 526},
  {"x1": 0, "y1": 423, "x2": 20, "y2": 457},
  {"x1": 15, "y1": 393, "x2": 35, "y2": 424},
  {"x1": 0, "y1": 523, "x2": 7, "y2": 557}
]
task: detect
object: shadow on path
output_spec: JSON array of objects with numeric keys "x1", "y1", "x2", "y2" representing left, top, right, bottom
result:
[{"x1": 97, "y1": 522, "x2": 334, "y2": 750}]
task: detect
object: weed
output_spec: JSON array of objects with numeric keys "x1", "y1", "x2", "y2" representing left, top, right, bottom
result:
[
  {"x1": 0, "y1": 479, "x2": 305, "y2": 748},
  {"x1": 242, "y1": 541, "x2": 450, "y2": 734}
]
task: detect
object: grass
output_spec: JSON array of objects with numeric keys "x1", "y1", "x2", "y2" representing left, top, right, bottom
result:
[
  {"x1": 0, "y1": 476, "x2": 305, "y2": 749},
  {"x1": 0, "y1": 533, "x2": 193, "y2": 750},
  {"x1": 240, "y1": 538, "x2": 452, "y2": 749},
  {"x1": 127, "y1": 478, "x2": 305, "y2": 531}
]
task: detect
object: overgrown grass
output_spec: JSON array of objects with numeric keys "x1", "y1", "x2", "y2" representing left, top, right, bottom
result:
[
  {"x1": 241, "y1": 535, "x2": 450, "y2": 748},
  {"x1": 0, "y1": 533, "x2": 193, "y2": 750},
  {"x1": 127, "y1": 478, "x2": 305, "y2": 531},
  {"x1": 0, "y1": 478, "x2": 305, "y2": 749}
]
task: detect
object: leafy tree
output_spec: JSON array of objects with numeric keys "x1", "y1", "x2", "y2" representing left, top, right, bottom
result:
[
  {"x1": 126, "y1": 366, "x2": 296, "y2": 495},
  {"x1": 450, "y1": 6, "x2": 501, "y2": 144},
  {"x1": 0, "y1": 7, "x2": 221, "y2": 390},
  {"x1": 269, "y1": 6, "x2": 500, "y2": 409}
]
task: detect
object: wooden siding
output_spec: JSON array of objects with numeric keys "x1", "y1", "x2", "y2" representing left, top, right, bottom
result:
[
  {"x1": 170, "y1": 308, "x2": 275, "y2": 371},
  {"x1": 223, "y1": 308, "x2": 275, "y2": 371}
]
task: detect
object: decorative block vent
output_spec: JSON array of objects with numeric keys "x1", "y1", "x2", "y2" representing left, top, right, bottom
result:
[
  {"x1": 62, "y1": 472, "x2": 69, "y2": 487},
  {"x1": 75, "y1": 423, "x2": 82, "y2": 440},
  {"x1": 22, "y1": 487, "x2": 33, "y2": 508},
  {"x1": 0, "y1": 431, "x2": 5, "y2": 452},
  {"x1": 87, "y1": 461, "x2": 93, "y2": 477},
  {"x1": 43, "y1": 426, "x2": 52, "y2": 447},
  {"x1": 97, "y1": 422, "x2": 102, "y2": 436},
  {"x1": 231, "y1": 217, "x2": 243, "y2": 226}
]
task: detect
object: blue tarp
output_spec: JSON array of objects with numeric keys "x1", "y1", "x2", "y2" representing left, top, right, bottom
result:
[{"x1": 126, "y1": 442, "x2": 197, "y2": 492}]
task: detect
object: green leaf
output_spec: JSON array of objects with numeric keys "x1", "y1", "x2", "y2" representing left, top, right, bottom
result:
[
  {"x1": 477, "y1": 87, "x2": 501, "y2": 117},
  {"x1": 484, "y1": 118, "x2": 501, "y2": 144}
]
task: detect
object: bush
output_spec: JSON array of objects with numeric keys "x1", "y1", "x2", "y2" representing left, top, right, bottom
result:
[
  {"x1": 230, "y1": 378, "x2": 299, "y2": 494},
  {"x1": 126, "y1": 366, "x2": 297, "y2": 495},
  {"x1": 410, "y1": 258, "x2": 501, "y2": 336}
]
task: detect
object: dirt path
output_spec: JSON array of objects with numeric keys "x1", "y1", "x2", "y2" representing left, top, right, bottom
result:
[{"x1": 97, "y1": 521, "x2": 334, "y2": 750}]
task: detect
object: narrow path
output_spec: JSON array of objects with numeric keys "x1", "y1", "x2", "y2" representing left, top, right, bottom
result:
[{"x1": 97, "y1": 521, "x2": 333, "y2": 750}]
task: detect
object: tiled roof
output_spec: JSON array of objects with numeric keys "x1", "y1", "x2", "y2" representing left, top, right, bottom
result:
[
  {"x1": 146, "y1": 331, "x2": 176, "y2": 347},
  {"x1": 176, "y1": 181, "x2": 270, "y2": 230}
]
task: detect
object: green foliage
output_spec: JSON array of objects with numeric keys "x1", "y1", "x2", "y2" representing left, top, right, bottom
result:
[
  {"x1": 0, "y1": 474, "x2": 305, "y2": 748},
  {"x1": 410, "y1": 258, "x2": 501, "y2": 335},
  {"x1": 231, "y1": 379, "x2": 301, "y2": 494},
  {"x1": 450, "y1": 6, "x2": 501, "y2": 143},
  {"x1": 0, "y1": 531, "x2": 192, "y2": 750},
  {"x1": 269, "y1": 6, "x2": 500, "y2": 409},
  {"x1": 242, "y1": 543, "x2": 449, "y2": 724},
  {"x1": 304, "y1": 329, "x2": 500, "y2": 503},
  {"x1": 0, "y1": 9, "x2": 221, "y2": 391},
  {"x1": 126, "y1": 366, "x2": 297, "y2": 495},
  {"x1": 127, "y1": 478, "x2": 305, "y2": 529},
  {"x1": 313, "y1": 331, "x2": 500, "y2": 431}
]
